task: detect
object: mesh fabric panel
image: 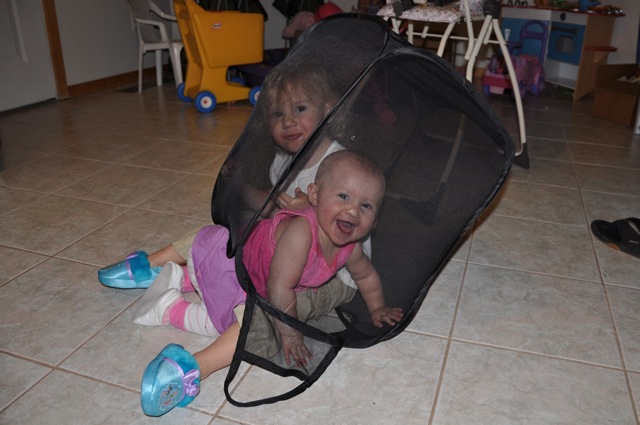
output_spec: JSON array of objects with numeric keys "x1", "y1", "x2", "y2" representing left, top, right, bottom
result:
[{"x1": 210, "y1": 14, "x2": 514, "y2": 405}]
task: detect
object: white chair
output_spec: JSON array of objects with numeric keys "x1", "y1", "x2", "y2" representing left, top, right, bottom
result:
[
  {"x1": 378, "y1": 0, "x2": 528, "y2": 165},
  {"x1": 127, "y1": 0, "x2": 184, "y2": 92}
]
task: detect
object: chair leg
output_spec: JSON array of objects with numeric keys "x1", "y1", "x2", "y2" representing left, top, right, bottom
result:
[
  {"x1": 169, "y1": 44, "x2": 184, "y2": 87},
  {"x1": 492, "y1": 18, "x2": 526, "y2": 155},
  {"x1": 436, "y1": 23, "x2": 456, "y2": 58},
  {"x1": 155, "y1": 50, "x2": 163, "y2": 87},
  {"x1": 466, "y1": 16, "x2": 527, "y2": 156},
  {"x1": 466, "y1": 16, "x2": 492, "y2": 81},
  {"x1": 139, "y1": 46, "x2": 144, "y2": 93}
]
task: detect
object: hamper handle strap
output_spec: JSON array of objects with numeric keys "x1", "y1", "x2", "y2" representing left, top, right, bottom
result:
[{"x1": 223, "y1": 342, "x2": 342, "y2": 407}]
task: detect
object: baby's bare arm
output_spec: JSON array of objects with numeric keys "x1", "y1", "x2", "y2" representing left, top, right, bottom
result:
[
  {"x1": 268, "y1": 217, "x2": 314, "y2": 366},
  {"x1": 346, "y1": 245, "x2": 404, "y2": 328}
]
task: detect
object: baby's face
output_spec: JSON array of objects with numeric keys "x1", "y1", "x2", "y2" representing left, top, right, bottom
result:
[
  {"x1": 309, "y1": 164, "x2": 385, "y2": 247},
  {"x1": 269, "y1": 85, "x2": 328, "y2": 155}
]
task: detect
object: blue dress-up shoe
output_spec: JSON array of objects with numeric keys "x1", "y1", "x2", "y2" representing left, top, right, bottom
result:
[
  {"x1": 141, "y1": 344, "x2": 200, "y2": 417},
  {"x1": 98, "y1": 251, "x2": 160, "y2": 289}
]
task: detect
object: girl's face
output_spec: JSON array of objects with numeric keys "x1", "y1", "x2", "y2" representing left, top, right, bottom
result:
[
  {"x1": 307, "y1": 163, "x2": 385, "y2": 248},
  {"x1": 269, "y1": 84, "x2": 329, "y2": 154}
]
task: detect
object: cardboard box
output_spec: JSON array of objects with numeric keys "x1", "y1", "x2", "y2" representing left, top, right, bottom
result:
[{"x1": 592, "y1": 64, "x2": 640, "y2": 127}]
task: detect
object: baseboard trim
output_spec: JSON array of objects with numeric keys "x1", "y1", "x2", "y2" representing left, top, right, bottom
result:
[{"x1": 66, "y1": 68, "x2": 157, "y2": 98}]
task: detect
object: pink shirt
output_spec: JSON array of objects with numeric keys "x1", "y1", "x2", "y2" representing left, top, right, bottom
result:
[
  {"x1": 192, "y1": 207, "x2": 355, "y2": 333},
  {"x1": 244, "y1": 206, "x2": 356, "y2": 299}
]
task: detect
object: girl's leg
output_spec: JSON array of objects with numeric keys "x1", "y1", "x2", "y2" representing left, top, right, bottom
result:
[
  {"x1": 181, "y1": 266, "x2": 196, "y2": 293},
  {"x1": 146, "y1": 226, "x2": 202, "y2": 268},
  {"x1": 133, "y1": 263, "x2": 216, "y2": 337},
  {"x1": 98, "y1": 228, "x2": 200, "y2": 289},
  {"x1": 150, "y1": 226, "x2": 201, "y2": 268},
  {"x1": 140, "y1": 322, "x2": 239, "y2": 416},
  {"x1": 194, "y1": 321, "x2": 240, "y2": 379},
  {"x1": 167, "y1": 299, "x2": 218, "y2": 337},
  {"x1": 147, "y1": 244, "x2": 186, "y2": 268}
]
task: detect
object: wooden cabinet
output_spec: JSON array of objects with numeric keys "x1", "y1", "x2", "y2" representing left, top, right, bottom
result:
[{"x1": 573, "y1": 13, "x2": 617, "y2": 99}]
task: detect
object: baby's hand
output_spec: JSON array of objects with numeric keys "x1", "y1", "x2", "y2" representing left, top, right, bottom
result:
[
  {"x1": 276, "y1": 187, "x2": 309, "y2": 211},
  {"x1": 370, "y1": 306, "x2": 404, "y2": 328},
  {"x1": 280, "y1": 327, "x2": 313, "y2": 367}
]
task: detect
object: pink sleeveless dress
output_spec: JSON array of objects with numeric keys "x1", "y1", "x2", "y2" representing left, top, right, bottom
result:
[{"x1": 191, "y1": 206, "x2": 355, "y2": 334}]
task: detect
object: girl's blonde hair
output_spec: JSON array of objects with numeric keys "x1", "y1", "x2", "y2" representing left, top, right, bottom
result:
[{"x1": 260, "y1": 58, "x2": 340, "y2": 117}]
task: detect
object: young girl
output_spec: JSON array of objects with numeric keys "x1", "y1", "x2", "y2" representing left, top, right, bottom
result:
[
  {"x1": 103, "y1": 57, "x2": 375, "y2": 342},
  {"x1": 137, "y1": 151, "x2": 404, "y2": 417},
  {"x1": 98, "y1": 57, "x2": 341, "y2": 289}
]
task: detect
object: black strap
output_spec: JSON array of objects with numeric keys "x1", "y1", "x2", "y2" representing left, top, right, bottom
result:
[
  {"x1": 224, "y1": 342, "x2": 343, "y2": 407},
  {"x1": 224, "y1": 288, "x2": 344, "y2": 406}
]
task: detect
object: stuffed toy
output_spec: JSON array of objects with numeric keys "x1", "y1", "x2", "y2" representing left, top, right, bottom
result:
[{"x1": 282, "y1": 2, "x2": 343, "y2": 39}]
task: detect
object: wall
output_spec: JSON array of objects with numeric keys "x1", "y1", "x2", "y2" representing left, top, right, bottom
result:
[
  {"x1": 44, "y1": 0, "x2": 640, "y2": 89},
  {"x1": 55, "y1": 0, "x2": 142, "y2": 85},
  {"x1": 52, "y1": 0, "x2": 363, "y2": 87},
  {"x1": 262, "y1": 0, "x2": 357, "y2": 49},
  {"x1": 52, "y1": 0, "x2": 290, "y2": 86},
  {"x1": 262, "y1": 1, "x2": 288, "y2": 49},
  {"x1": 608, "y1": 0, "x2": 639, "y2": 64}
]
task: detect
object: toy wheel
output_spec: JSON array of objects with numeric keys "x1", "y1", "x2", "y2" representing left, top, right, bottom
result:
[
  {"x1": 177, "y1": 83, "x2": 192, "y2": 103},
  {"x1": 519, "y1": 81, "x2": 527, "y2": 99},
  {"x1": 531, "y1": 77, "x2": 544, "y2": 96},
  {"x1": 195, "y1": 91, "x2": 216, "y2": 113},
  {"x1": 530, "y1": 82, "x2": 540, "y2": 96},
  {"x1": 249, "y1": 86, "x2": 261, "y2": 106}
]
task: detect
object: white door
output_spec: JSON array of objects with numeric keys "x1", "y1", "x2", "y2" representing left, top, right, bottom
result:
[{"x1": 0, "y1": 0, "x2": 57, "y2": 112}]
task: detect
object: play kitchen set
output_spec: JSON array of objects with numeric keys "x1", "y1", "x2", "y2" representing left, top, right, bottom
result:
[{"x1": 500, "y1": 0, "x2": 625, "y2": 102}]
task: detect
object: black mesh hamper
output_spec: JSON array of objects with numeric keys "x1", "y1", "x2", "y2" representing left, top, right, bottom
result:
[{"x1": 210, "y1": 14, "x2": 515, "y2": 406}]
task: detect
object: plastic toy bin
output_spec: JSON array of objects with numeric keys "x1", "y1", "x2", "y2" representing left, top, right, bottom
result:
[
  {"x1": 235, "y1": 48, "x2": 288, "y2": 86},
  {"x1": 174, "y1": 0, "x2": 264, "y2": 112}
]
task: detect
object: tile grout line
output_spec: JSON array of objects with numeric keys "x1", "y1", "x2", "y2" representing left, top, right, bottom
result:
[
  {"x1": 572, "y1": 133, "x2": 640, "y2": 425},
  {"x1": 428, "y1": 223, "x2": 475, "y2": 425}
]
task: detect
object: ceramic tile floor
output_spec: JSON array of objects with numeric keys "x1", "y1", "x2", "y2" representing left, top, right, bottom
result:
[{"x1": 0, "y1": 83, "x2": 639, "y2": 425}]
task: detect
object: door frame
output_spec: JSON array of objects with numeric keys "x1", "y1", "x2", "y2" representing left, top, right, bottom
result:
[
  {"x1": 42, "y1": 0, "x2": 68, "y2": 99},
  {"x1": 38, "y1": 1, "x2": 163, "y2": 100}
]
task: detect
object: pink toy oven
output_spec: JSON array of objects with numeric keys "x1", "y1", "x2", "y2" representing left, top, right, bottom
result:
[
  {"x1": 482, "y1": 19, "x2": 548, "y2": 98},
  {"x1": 482, "y1": 53, "x2": 545, "y2": 97}
]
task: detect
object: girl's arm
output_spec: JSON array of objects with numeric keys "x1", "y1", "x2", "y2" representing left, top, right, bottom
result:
[
  {"x1": 345, "y1": 244, "x2": 404, "y2": 328},
  {"x1": 242, "y1": 185, "x2": 275, "y2": 217},
  {"x1": 245, "y1": 186, "x2": 309, "y2": 219},
  {"x1": 268, "y1": 216, "x2": 314, "y2": 366}
]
